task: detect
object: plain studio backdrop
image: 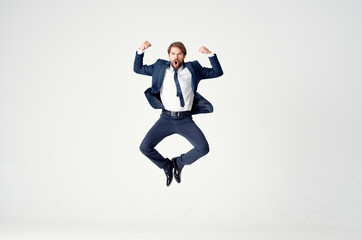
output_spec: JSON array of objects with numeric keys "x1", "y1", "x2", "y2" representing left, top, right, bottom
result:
[{"x1": 0, "y1": 0, "x2": 361, "y2": 239}]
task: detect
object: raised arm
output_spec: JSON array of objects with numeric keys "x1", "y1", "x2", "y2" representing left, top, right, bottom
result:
[
  {"x1": 133, "y1": 41, "x2": 155, "y2": 76},
  {"x1": 198, "y1": 46, "x2": 223, "y2": 79}
]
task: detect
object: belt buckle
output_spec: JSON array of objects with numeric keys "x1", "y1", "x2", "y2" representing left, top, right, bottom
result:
[{"x1": 171, "y1": 111, "x2": 180, "y2": 117}]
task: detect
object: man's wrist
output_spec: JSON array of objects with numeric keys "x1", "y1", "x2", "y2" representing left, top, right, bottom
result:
[
  {"x1": 137, "y1": 49, "x2": 145, "y2": 54},
  {"x1": 208, "y1": 52, "x2": 215, "y2": 57}
]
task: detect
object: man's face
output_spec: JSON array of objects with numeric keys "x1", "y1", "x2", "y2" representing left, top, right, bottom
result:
[{"x1": 168, "y1": 47, "x2": 186, "y2": 70}]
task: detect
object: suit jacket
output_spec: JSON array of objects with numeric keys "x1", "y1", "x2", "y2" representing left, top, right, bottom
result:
[{"x1": 133, "y1": 52, "x2": 223, "y2": 115}]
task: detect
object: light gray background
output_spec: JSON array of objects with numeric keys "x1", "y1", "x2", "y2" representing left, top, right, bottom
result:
[{"x1": 1, "y1": 0, "x2": 361, "y2": 239}]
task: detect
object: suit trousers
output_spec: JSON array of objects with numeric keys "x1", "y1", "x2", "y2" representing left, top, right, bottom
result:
[{"x1": 140, "y1": 112, "x2": 209, "y2": 169}]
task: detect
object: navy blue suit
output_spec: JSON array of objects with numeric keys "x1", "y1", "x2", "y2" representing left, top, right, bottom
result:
[{"x1": 134, "y1": 52, "x2": 223, "y2": 169}]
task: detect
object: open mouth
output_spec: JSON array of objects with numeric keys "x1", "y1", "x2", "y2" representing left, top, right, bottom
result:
[{"x1": 174, "y1": 60, "x2": 178, "y2": 66}]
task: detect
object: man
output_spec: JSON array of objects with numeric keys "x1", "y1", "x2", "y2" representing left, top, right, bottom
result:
[{"x1": 134, "y1": 41, "x2": 223, "y2": 186}]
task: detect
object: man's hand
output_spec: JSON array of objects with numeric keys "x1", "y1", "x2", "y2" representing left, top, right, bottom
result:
[
  {"x1": 139, "y1": 41, "x2": 152, "y2": 51},
  {"x1": 199, "y1": 46, "x2": 211, "y2": 54}
]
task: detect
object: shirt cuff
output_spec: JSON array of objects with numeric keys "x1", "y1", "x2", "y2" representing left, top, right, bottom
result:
[
  {"x1": 137, "y1": 49, "x2": 145, "y2": 54},
  {"x1": 208, "y1": 52, "x2": 215, "y2": 57}
]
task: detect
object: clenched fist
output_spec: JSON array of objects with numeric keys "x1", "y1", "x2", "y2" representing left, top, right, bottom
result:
[
  {"x1": 199, "y1": 46, "x2": 211, "y2": 54},
  {"x1": 139, "y1": 41, "x2": 152, "y2": 51}
]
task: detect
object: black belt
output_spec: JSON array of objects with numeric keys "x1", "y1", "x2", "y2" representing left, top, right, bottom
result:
[{"x1": 162, "y1": 110, "x2": 192, "y2": 117}]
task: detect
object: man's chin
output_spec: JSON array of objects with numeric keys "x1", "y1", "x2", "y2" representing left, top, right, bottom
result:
[{"x1": 172, "y1": 62, "x2": 182, "y2": 70}]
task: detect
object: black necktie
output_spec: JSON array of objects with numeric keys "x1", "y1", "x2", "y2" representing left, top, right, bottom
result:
[{"x1": 174, "y1": 70, "x2": 185, "y2": 107}]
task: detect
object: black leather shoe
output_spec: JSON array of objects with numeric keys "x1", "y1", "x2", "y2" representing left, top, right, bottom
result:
[
  {"x1": 163, "y1": 164, "x2": 173, "y2": 187},
  {"x1": 172, "y1": 158, "x2": 183, "y2": 183}
]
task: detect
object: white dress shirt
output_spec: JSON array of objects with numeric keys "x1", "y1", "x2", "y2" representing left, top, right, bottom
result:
[{"x1": 160, "y1": 64, "x2": 194, "y2": 112}]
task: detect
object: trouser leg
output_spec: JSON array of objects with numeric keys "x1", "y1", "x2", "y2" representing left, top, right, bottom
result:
[
  {"x1": 139, "y1": 116, "x2": 173, "y2": 169},
  {"x1": 176, "y1": 117, "x2": 209, "y2": 167}
]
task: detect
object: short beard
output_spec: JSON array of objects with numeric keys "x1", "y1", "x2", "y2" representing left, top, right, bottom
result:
[{"x1": 172, "y1": 60, "x2": 183, "y2": 70}]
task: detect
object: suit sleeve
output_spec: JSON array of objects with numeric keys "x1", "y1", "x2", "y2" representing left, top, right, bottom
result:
[
  {"x1": 133, "y1": 52, "x2": 155, "y2": 76},
  {"x1": 200, "y1": 54, "x2": 224, "y2": 79}
]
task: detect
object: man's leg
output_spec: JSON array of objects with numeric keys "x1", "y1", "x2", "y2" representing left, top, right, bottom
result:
[
  {"x1": 176, "y1": 117, "x2": 210, "y2": 167},
  {"x1": 139, "y1": 115, "x2": 174, "y2": 169}
]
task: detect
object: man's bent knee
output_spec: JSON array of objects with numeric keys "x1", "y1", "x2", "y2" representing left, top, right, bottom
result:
[
  {"x1": 139, "y1": 142, "x2": 152, "y2": 155},
  {"x1": 198, "y1": 144, "x2": 209, "y2": 156}
]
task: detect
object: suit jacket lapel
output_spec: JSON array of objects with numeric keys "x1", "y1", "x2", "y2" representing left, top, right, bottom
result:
[{"x1": 156, "y1": 61, "x2": 169, "y2": 90}]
